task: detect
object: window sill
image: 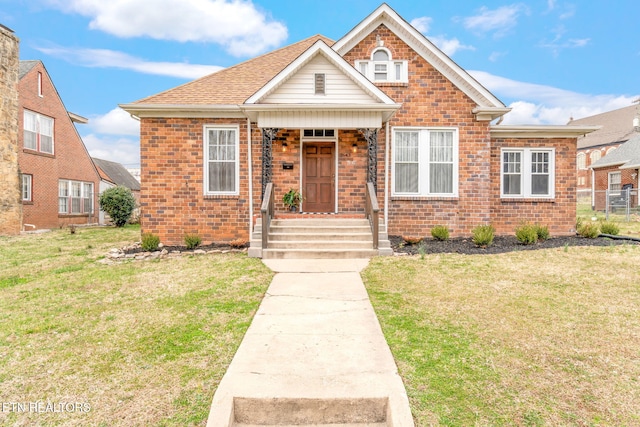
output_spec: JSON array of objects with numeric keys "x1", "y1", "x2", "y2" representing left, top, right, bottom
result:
[
  {"x1": 203, "y1": 194, "x2": 239, "y2": 200},
  {"x1": 22, "y1": 201, "x2": 34, "y2": 205},
  {"x1": 23, "y1": 149, "x2": 55, "y2": 158},
  {"x1": 375, "y1": 82, "x2": 408, "y2": 87},
  {"x1": 500, "y1": 197, "x2": 555, "y2": 203},
  {"x1": 392, "y1": 195, "x2": 458, "y2": 201},
  {"x1": 58, "y1": 213, "x2": 91, "y2": 217}
]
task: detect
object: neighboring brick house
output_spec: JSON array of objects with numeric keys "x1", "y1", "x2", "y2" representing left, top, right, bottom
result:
[
  {"x1": 92, "y1": 157, "x2": 141, "y2": 224},
  {"x1": 121, "y1": 4, "x2": 596, "y2": 253},
  {"x1": 569, "y1": 105, "x2": 637, "y2": 193},
  {"x1": 18, "y1": 60, "x2": 100, "y2": 230},
  {"x1": 590, "y1": 134, "x2": 640, "y2": 211}
]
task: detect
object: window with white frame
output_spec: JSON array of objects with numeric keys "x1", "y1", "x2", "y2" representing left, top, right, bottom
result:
[
  {"x1": 590, "y1": 150, "x2": 601, "y2": 164},
  {"x1": 501, "y1": 148, "x2": 555, "y2": 198},
  {"x1": 355, "y1": 47, "x2": 408, "y2": 83},
  {"x1": 58, "y1": 180, "x2": 92, "y2": 214},
  {"x1": 393, "y1": 128, "x2": 458, "y2": 196},
  {"x1": 576, "y1": 152, "x2": 586, "y2": 170},
  {"x1": 204, "y1": 126, "x2": 239, "y2": 195},
  {"x1": 609, "y1": 172, "x2": 622, "y2": 193},
  {"x1": 24, "y1": 110, "x2": 54, "y2": 154},
  {"x1": 22, "y1": 174, "x2": 32, "y2": 201}
]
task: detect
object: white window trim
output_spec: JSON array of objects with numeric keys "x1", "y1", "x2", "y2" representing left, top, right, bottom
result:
[
  {"x1": 203, "y1": 124, "x2": 240, "y2": 196},
  {"x1": 576, "y1": 152, "x2": 586, "y2": 170},
  {"x1": 391, "y1": 127, "x2": 459, "y2": 197},
  {"x1": 355, "y1": 48, "x2": 408, "y2": 83},
  {"x1": 22, "y1": 174, "x2": 32, "y2": 201},
  {"x1": 58, "y1": 179, "x2": 93, "y2": 214},
  {"x1": 608, "y1": 171, "x2": 622, "y2": 194},
  {"x1": 500, "y1": 148, "x2": 555, "y2": 199},
  {"x1": 24, "y1": 109, "x2": 54, "y2": 154},
  {"x1": 37, "y1": 72, "x2": 43, "y2": 97}
]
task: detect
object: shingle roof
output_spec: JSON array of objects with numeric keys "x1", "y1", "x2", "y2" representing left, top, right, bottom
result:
[
  {"x1": 590, "y1": 133, "x2": 640, "y2": 169},
  {"x1": 132, "y1": 35, "x2": 334, "y2": 105},
  {"x1": 569, "y1": 104, "x2": 638, "y2": 149},
  {"x1": 19, "y1": 60, "x2": 40, "y2": 79},
  {"x1": 92, "y1": 158, "x2": 141, "y2": 191}
]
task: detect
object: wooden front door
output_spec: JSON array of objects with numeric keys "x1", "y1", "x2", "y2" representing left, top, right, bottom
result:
[{"x1": 303, "y1": 142, "x2": 335, "y2": 212}]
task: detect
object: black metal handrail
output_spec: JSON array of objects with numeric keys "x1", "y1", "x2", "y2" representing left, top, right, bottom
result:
[
  {"x1": 261, "y1": 182, "x2": 274, "y2": 249},
  {"x1": 365, "y1": 182, "x2": 379, "y2": 250}
]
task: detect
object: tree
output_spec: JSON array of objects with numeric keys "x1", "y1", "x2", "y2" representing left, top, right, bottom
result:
[{"x1": 99, "y1": 186, "x2": 136, "y2": 227}]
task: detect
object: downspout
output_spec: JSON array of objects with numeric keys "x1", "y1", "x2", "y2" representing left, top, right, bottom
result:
[
  {"x1": 384, "y1": 121, "x2": 389, "y2": 229},
  {"x1": 247, "y1": 118, "x2": 253, "y2": 238},
  {"x1": 591, "y1": 168, "x2": 595, "y2": 210}
]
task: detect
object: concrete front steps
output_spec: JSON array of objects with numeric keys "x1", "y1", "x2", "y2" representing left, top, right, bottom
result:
[{"x1": 248, "y1": 217, "x2": 392, "y2": 259}]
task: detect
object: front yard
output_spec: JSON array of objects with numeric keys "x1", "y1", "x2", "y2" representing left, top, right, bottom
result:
[
  {"x1": 2, "y1": 225, "x2": 639, "y2": 426},
  {"x1": 363, "y1": 246, "x2": 640, "y2": 426},
  {"x1": 0, "y1": 225, "x2": 273, "y2": 426}
]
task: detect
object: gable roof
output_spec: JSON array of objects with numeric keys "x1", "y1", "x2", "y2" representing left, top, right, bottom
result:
[
  {"x1": 92, "y1": 158, "x2": 141, "y2": 191},
  {"x1": 569, "y1": 104, "x2": 638, "y2": 149},
  {"x1": 129, "y1": 35, "x2": 333, "y2": 107},
  {"x1": 590, "y1": 133, "x2": 640, "y2": 170},
  {"x1": 19, "y1": 60, "x2": 40, "y2": 79},
  {"x1": 332, "y1": 3, "x2": 508, "y2": 114}
]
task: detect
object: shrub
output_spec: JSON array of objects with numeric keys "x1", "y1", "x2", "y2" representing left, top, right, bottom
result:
[
  {"x1": 184, "y1": 233, "x2": 202, "y2": 250},
  {"x1": 431, "y1": 225, "x2": 450, "y2": 241},
  {"x1": 141, "y1": 233, "x2": 160, "y2": 251},
  {"x1": 600, "y1": 221, "x2": 620, "y2": 236},
  {"x1": 577, "y1": 222, "x2": 600, "y2": 238},
  {"x1": 515, "y1": 223, "x2": 538, "y2": 245},
  {"x1": 99, "y1": 186, "x2": 136, "y2": 227},
  {"x1": 472, "y1": 225, "x2": 495, "y2": 247},
  {"x1": 534, "y1": 224, "x2": 550, "y2": 241}
]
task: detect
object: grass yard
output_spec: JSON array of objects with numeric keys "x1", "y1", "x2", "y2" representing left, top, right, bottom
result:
[
  {"x1": 0, "y1": 225, "x2": 273, "y2": 426},
  {"x1": 363, "y1": 245, "x2": 640, "y2": 426},
  {"x1": 577, "y1": 201, "x2": 640, "y2": 237}
]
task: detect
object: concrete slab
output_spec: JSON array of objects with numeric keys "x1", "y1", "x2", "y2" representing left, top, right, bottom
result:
[{"x1": 206, "y1": 260, "x2": 414, "y2": 426}]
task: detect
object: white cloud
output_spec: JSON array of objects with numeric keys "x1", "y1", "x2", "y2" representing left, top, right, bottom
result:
[
  {"x1": 461, "y1": 4, "x2": 528, "y2": 37},
  {"x1": 410, "y1": 16, "x2": 474, "y2": 56},
  {"x1": 470, "y1": 70, "x2": 637, "y2": 124},
  {"x1": 82, "y1": 133, "x2": 140, "y2": 167},
  {"x1": 44, "y1": 0, "x2": 288, "y2": 56},
  {"x1": 410, "y1": 16, "x2": 432, "y2": 33},
  {"x1": 89, "y1": 108, "x2": 140, "y2": 136},
  {"x1": 489, "y1": 51, "x2": 507, "y2": 62},
  {"x1": 35, "y1": 46, "x2": 222, "y2": 79},
  {"x1": 430, "y1": 36, "x2": 475, "y2": 56}
]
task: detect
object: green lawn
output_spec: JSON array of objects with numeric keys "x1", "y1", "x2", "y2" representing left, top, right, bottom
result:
[
  {"x1": 0, "y1": 225, "x2": 273, "y2": 426},
  {"x1": 363, "y1": 246, "x2": 640, "y2": 426}
]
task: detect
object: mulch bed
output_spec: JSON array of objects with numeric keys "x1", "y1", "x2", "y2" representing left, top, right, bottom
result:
[{"x1": 391, "y1": 235, "x2": 640, "y2": 255}]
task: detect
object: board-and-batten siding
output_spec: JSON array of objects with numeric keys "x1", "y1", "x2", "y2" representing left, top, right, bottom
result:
[{"x1": 262, "y1": 55, "x2": 377, "y2": 104}]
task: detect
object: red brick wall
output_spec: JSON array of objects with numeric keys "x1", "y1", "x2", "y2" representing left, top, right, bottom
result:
[
  {"x1": 344, "y1": 24, "x2": 492, "y2": 238},
  {"x1": 592, "y1": 166, "x2": 638, "y2": 210},
  {"x1": 18, "y1": 63, "x2": 99, "y2": 229},
  {"x1": 140, "y1": 118, "x2": 251, "y2": 245},
  {"x1": 490, "y1": 138, "x2": 577, "y2": 236}
]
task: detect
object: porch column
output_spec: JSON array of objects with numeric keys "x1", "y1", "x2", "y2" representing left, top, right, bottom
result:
[
  {"x1": 359, "y1": 128, "x2": 379, "y2": 192},
  {"x1": 261, "y1": 128, "x2": 279, "y2": 199}
]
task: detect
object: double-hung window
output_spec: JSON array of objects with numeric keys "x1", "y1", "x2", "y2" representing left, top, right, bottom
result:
[
  {"x1": 501, "y1": 148, "x2": 555, "y2": 198},
  {"x1": 204, "y1": 126, "x2": 239, "y2": 195},
  {"x1": 356, "y1": 48, "x2": 408, "y2": 83},
  {"x1": 24, "y1": 110, "x2": 54, "y2": 154},
  {"x1": 59, "y1": 180, "x2": 93, "y2": 214},
  {"x1": 393, "y1": 128, "x2": 458, "y2": 196},
  {"x1": 608, "y1": 172, "x2": 622, "y2": 194}
]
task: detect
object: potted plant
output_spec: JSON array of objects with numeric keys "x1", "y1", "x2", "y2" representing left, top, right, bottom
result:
[{"x1": 282, "y1": 188, "x2": 302, "y2": 212}]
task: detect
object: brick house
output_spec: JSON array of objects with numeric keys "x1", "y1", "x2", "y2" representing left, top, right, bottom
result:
[
  {"x1": 569, "y1": 105, "x2": 637, "y2": 194},
  {"x1": 590, "y1": 134, "x2": 640, "y2": 211},
  {"x1": 121, "y1": 4, "x2": 596, "y2": 256},
  {"x1": 18, "y1": 60, "x2": 100, "y2": 230}
]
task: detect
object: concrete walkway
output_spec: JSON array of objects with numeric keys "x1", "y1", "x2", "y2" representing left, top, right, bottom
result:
[{"x1": 206, "y1": 259, "x2": 414, "y2": 426}]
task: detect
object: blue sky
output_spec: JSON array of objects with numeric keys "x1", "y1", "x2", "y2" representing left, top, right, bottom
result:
[{"x1": 2, "y1": 0, "x2": 638, "y2": 167}]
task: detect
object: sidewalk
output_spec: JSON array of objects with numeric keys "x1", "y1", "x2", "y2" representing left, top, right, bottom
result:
[{"x1": 206, "y1": 259, "x2": 414, "y2": 426}]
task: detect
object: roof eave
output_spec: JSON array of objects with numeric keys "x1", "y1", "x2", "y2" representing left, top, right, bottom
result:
[
  {"x1": 472, "y1": 107, "x2": 512, "y2": 121},
  {"x1": 240, "y1": 103, "x2": 402, "y2": 123},
  {"x1": 490, "y1": 125, "x2": 601, "y2": 139},
  {"x1": 119, "y1": 104, "x2": 244, "y2": 118}
]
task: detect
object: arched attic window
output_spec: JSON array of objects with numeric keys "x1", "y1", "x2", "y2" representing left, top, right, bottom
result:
[{"x1": 356, "y1": 47, "x2": 408, "y2": 83}]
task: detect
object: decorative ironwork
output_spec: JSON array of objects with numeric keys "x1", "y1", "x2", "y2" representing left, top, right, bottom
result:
[
  {"x1": 261, "y1": 128, "x2": 279, "y2": 199},
  {"x1": 358, "y1": 128, "x2": 379, "y2": 192}
]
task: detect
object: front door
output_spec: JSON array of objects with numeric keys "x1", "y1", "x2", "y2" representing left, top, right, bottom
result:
[{"x1": 303, "y1": 142, "x2": 335, "y2": 212}]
